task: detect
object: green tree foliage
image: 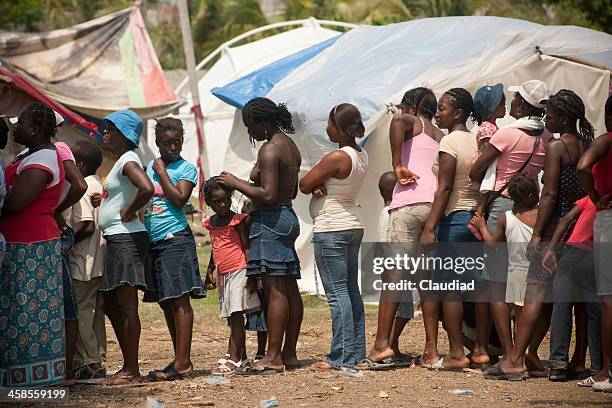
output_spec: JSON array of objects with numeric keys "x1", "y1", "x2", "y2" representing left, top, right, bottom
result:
[{"x1": 0, "y1": 0, "x2": 44, "y2": 31}]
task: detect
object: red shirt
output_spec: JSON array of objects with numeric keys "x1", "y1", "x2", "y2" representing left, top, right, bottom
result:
[
  {"x1": 592, "y1": 132, "x2": 612, "y2": 210},
  {"x1": 0, "y1": 149, "x2": 64, "y2": 243},
  {"x1": 203, "y1": 213, "x2": 248, "y2": 274},
  {"x1": 566, "y1": 196, "x2": 596, "y2": 251}
]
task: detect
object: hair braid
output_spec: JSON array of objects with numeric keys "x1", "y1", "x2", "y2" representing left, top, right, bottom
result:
[
  {"x1": 201, "y1": 176, "x2": 234, "y2": 206},
  {"x1": 24, "y1": 102, "x2": 57, "y2": 141},
  {"x1": 548, "y1": 89, "x2": 594, "y2": 145},
  {"x1": 242, "y1": 97, "x2": 295, "y2": 134},
  {"x1": 444, "y1": 88, "x2": 475, "y2": 123}
]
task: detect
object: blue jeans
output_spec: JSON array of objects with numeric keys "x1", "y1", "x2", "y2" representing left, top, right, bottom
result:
[{"x1": 313, "y1": 229, "x2": 365, "y2": 368}]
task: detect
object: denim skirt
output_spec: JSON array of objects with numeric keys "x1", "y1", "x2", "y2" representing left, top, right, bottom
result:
[
  {"x1": 247, "y1": 205, "x2": 300, "y2": 278},
  {"x1": 101, "y1": 232, "x2": 152, "y2": 292},
  {"x1": 143, "y1": 227, "x2": 205, "y2": 303}
]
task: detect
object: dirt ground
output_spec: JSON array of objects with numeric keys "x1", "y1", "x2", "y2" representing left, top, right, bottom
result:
[
  {"x1": 16, "y1": 235, "x2": 612, "y2": 408},
  {"x1": 24, "y1": 293, "x2": 610, "y2": 408}
]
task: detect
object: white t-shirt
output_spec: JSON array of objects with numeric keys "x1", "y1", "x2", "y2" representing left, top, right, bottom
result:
[
  {"x1": 378, "y1": 205, "x2": 390, "y2": 242},
  {"x1": 69, "y1": 175, "x2": 105, "y2": 281}
]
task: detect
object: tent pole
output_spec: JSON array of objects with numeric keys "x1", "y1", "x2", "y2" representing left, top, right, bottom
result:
[{"x1": 177, "y1": 0, "x2": 208, "y2": 210}]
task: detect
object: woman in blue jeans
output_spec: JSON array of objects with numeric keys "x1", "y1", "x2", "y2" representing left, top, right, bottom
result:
[
  {"x1": 420, "y1": 88, "x2": 482, "y2": 370},
  {"x1": 300, "y1": 103, "x2": 369, "y2": 370}
]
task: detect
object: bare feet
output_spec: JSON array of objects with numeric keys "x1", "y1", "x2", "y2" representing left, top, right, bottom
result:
[
  {"x1": 421, "y1": 349, "x2": 440, "y2": 366},
  {"x1": 367, "y1": 346, "x2": 394, "y2": 363},
  {"x1": 281, "y1": 351, "x2": 299, "y2": 367},
  {"x1": 440, "y1": 356, "x2": 470, "y2": 370},
  {"x1": 499, "y1": 358, "x2": 527, "y2": 374},
  {"x1": 470, "y1": 352, "x2": 490, "y2": 367},
  {"x1": 310, "y1": 361, "x2": 336, "y2": 371},
  {"x1": 524, "y1": 351, "x2": 545, "y2": 373},
  {"x1": 252, "y1": 354, "x2": 284, "y2": 370}
]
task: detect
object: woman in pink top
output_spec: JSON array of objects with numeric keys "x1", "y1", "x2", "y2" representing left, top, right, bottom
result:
[
  {"x1": 359, "y1": 88, "x2": 443, "y2": 369},
  {"x1": 470, "y1": 80, "x2": 551, "y2": 368},
  {"x1": 577, "y1": 94, "x2": 612, "y2": 391}
]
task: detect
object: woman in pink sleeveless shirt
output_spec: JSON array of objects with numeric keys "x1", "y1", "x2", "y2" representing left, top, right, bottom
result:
[
  {"x1": 358, "y1": 88, "x2": 443, "y2": 369},
  {"x1": 577, "y1": 94, "x2": 612, "y2": 391}
]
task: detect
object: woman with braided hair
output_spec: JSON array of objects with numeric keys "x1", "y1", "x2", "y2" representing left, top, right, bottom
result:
[
  {"x1": 299, "y1": 103, "x2": 368, "y2": 371},
  {"x1": 217, "y1": 97, "x2": 302, "y2": 374},
  {"x1": 486, "y1": 89, "x2": 595, "y2": 381},
  {"x1": 419, "y1": 88, "x2": 484, "y2": 371},
  {"x1": 0, "y1": 102, "x2": 66, "y2": 386},
  {"x1": 352, "y1": 88, "x2": 442, "y2": 370}
]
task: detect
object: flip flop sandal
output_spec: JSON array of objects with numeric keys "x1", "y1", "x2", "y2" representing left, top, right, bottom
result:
[
  {"x1": 104, "y1": 375, "x2": 140, "y2": 386},
  {"x1": 309, "y1": 361, "x2": 337, "y2": 371},
  {"x1": 235, "y1": 362, "x2": 284, "y2": 376},
  {"x1": 74, "y1": 365, "x2": 95, "y2": 381},
  {"x1": 214, "y1": 360, "x2": 242, "y2": 375},
  {"x1": 428, "y1": 357, "x2": 468, "y2": 372},
  {"x1": 354, "y1": 358, "x2": 395, "y2": 371},
  {"x1": 527, "y1": 369, "x2": 550, "y2": 378},
  {"x1": 420, "y1": 358, "x2": 441, "y2": 369},
  {"x1": 391, "y1": 355, "x2": 416, "y2": 368},
  {"x1": 148, "y1": 364, "x2": 192, "y2": 381},
  {"x1": 484, "y1": 364, "x2": 527, "y2": 381},
  {"x1": 577, "y1": 376, "x2": 597, "y2": 387},
  {"x1": 568, "y1": 370, "x2": 592, "y2": 381},
  {"x1": 549, "y1": 369, "x2": 569, "y2": 382}
]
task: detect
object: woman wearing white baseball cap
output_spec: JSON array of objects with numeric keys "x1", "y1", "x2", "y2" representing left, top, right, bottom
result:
[{"x1": 470, "y1": 79, "x2": 553, "y2": 379}]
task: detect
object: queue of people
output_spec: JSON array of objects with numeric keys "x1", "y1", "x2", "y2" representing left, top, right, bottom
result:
[{"x1": 0, "y1": 85, "x2": 611, "y2": 395}]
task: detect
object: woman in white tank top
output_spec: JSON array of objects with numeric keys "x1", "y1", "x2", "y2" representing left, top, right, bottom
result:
[{"x1": 299, "y1": 103, "x2": 368, "y2": 370}]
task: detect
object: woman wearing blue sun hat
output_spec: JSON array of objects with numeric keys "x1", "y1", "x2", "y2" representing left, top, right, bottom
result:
[{"x1": 91, "y1": 109, "x2": 154, "y2": 385}]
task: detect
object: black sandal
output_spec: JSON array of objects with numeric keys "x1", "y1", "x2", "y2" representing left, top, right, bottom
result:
[{"x1": 148, "y1": 363, "x2": 192, "y2": 381}]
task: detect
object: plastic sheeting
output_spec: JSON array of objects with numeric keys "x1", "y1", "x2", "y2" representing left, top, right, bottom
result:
[
  {"x1": 0, "y1": 7, "x2": 179, "y2": 120},
  {"x1": 168, "y1": 25, "x2": 341, "y2": 182},
  {"x1": 211, "y1": 35, "x2": 341, "y2": 109},
  {"x1": 218, "y1": 16, "x2": 612, "y2": 294}
]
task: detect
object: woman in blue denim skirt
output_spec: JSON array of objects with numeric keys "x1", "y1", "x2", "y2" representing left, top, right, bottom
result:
[
  {"x1": 419, "y1": 88, "x2": 482, "y2": 371},
  {"x1": 299, "y1": 103, "x2": 368, "y2": 370},
  {"x1": 217, "y1": 97, "x2": 303, "y2": 374}
]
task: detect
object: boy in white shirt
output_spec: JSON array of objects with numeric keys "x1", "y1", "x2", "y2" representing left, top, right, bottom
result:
[
  {"x1": 379, "y1": 172, "x2": 415, "y2": 365},
  {"x1": 69, "y1": 140, "x2": 108, "y2": 381}
]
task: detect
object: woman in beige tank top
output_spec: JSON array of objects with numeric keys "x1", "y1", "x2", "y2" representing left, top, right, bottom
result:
[{"x1": 299, "y1": 103, "x2": 368, "y2": 370}]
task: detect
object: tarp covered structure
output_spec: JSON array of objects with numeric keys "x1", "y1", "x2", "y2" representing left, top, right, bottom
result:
[
  {"x1": 0, "y1": 7, "x2": 179, "y2": 120},
  {"x1": 162, "y1": 20, "x2": 345, "y2": 181},
  {"x1": 214, "y1": 16, "x2": 612, "y2": 294}
]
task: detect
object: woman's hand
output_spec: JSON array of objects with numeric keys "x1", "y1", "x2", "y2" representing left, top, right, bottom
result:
[
  {"x1": 245, "y1": 276, "x2": 257, "y2": 295},
  {"x1": 419, "y1": 228, "x2": 437, "y2": 253},
  {"x1": 152, "y1": 158, "x2": 167, "y2": 174},
  {"x1": 90, "y1": 192, "x2": 102, "y2": 208},
  {"x1": 312, "y1": 185, "x2": 327, "y2": 198},
  {"x1": 394, "y1": 164, "x2": 419, "y2": 186},
  {"x1": 217, "y1": 171, "x2": 239, "y2": 189},
  {"x1": 596, "y1": 193, "x2": 612, "y2": 210},
  {"x1": 527, "y1": 234, "x2": 542, "y2": 261},
  {"x1": 541, "y1": 249, "x2": 557, "y2": 274},
  {"x1": 470, "y1": 213, "x2": 486, "y2": 230},
  {"x1": 119, "y1": 208, "x2": 138, "y2": 222}
]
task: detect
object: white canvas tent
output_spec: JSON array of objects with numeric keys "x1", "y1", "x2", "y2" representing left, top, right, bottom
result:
[
  {"x1": 217, "y1": 16, "x2": 612, "y2": 294},
  {"x1": 146, "y1": 18, "x2": 355, "y2": 180}
]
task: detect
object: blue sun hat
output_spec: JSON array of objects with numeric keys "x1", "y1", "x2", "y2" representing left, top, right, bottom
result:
[
  {"x1": 104, "y1": 109, "x2": 144, "y2": 147},
  {"x1": 474, "y1": 83, "x2": 504, "y2": 122}
]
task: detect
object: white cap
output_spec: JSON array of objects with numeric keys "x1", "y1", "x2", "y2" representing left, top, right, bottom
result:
[
  {"x1": 54, "y1": 110, "x2": 64, "y2": 126},
  {"x1": 8, "y1": 110, "x2": 64, "y2": 126},
  {"x1": 508, "y1": 80, "x2": 548, "y2": 109}
]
